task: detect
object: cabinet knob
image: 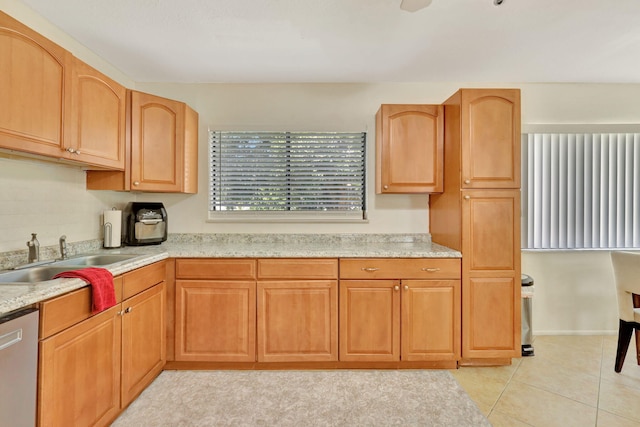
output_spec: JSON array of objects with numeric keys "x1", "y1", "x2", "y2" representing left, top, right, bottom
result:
[
  {"x1": 74, "y1": 150, "x2": 81, "y2": 155},
  {"x1": 133, "y1": 181, "x2": 140, "y2": 186},
  {"x1": 66, "y1": 147, "x2": 76, "y2": 153},
  {"x1": 404, "y1": 285, "x2": 409, "y2": 291},
  {"x1": 383, "y1": 185, "x2": 389, "y2": 190},
  {"x1": 394, "y1": 285, "x2": 400, "y2": 291},
  {"x1": 421, "y1": 267, "x2": 441, "y2": 272},
  {"x1": 464, "y1": 195, "x2": 471, "y2": 200},
  {"x1": 464, "y1": 179, "x2": 471, "y2": 184},
  {"x1": 361, "y1": 267, "x2": 380, "y2": 272},
  {"x1": 124, "y1": 307, "x2": 133, "y2": 314}
]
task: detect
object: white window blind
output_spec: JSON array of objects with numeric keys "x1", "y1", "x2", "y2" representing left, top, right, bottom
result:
[
  {"x1": 522, "y1": 133, "x2": 640, "y2": 250},
  {"x1": 209, "y1": 131, "x2": 366, "y2": 222}
]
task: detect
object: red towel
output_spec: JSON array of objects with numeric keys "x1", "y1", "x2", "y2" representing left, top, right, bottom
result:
[{"x1": 53, "y1": 267, "x2": 116, "y2": 313}]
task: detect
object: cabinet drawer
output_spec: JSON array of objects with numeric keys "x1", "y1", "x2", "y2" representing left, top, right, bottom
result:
[
  {"x1": 39, "y1": 276, "x2": 123, "y2": 339},
  {"x1": 339, "y1": 258, "x2": 460, "y2": 280},
  {"x1": 122, "y1": 260, "x2": 166, "y2": 300},
  {"x1": 175, "y1": 259, "x2": 256, "y2": 280},
  {"x1": 257, "y1": 259, "x2": 338, "y2": 279}
]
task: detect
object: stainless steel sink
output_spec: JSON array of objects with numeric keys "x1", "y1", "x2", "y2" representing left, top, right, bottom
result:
[
  {"x1": 52, "y1": 254, "x2": 142, "y2": 267},
  {"x1": 0, "y1": 266, "x2": 81, "y2": 284},
  {"x1": 0, "y1": 254, "x2": 145, "y2": 284}
]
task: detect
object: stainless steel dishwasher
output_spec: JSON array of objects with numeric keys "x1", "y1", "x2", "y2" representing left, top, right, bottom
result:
[{"x1": 0, "y1": 307, "x2": 39, "y2": 427}]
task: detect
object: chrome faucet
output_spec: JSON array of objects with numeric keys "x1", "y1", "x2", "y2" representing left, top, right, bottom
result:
[
  {"x1": 59, "y1": 235, "x2": 68, "y2": 260},
  {"x1": 26, "y1": 233, "x2": 40, "y2": 263}
]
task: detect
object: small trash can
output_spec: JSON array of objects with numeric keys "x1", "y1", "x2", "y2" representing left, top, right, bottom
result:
[{"x1": 521, "y1": 274, "x2": 535, "y2": 356}]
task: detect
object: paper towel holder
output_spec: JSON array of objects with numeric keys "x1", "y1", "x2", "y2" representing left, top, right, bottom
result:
[{"x1": 103, "y1": 207, "x2": 123, "y2": 249}]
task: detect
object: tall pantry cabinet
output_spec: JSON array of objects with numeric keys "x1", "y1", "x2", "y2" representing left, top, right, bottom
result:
[{"x1": 429, "y1": 89, "x2": 521, "y2": 363}]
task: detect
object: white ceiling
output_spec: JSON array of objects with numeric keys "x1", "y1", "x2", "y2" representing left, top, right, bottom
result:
[{"x1": 17, "y1": 0, "x2": 640, "y2": 84}]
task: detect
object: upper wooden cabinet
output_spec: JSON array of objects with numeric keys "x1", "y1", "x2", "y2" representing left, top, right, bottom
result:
[
  {"x1": 444, "y1": 89, "x2": 521, "y2": 189},
  {"x1": 0, "y1": 12, "x2": 127, "y2": 169},
  {"x1": 376, "y1": 104, "x2": 443, "y2": 193},
  {"x1": 87, "y1": 90, "x2": 199, "y2": 193},
  {"x1": 69, "y1": 57, "x2": 126, "y2": 169},
  {"x1": 0, "y1": 11, "x2": 72, "y2": 158},
  {"x1": 130, "y1": 91, "x2": 198, "y2": 193}
]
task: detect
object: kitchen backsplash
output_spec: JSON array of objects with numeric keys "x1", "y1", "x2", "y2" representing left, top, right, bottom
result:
[{"x1": 0, "y1": 157, "x2": 131, "y2": 253}]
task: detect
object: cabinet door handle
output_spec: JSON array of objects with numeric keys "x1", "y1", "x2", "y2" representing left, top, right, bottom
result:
[
  {"x1": 361, "y1": 267, "x2": 379, "y2": 272},
  {"x1": 464, "y1": 179, "x2": 471, "y2": 184},
  {"x1": 421, "y1": 267, "x2": 441, "y2": 272},
  {"x1": 394, "y1": 285, "x2": 400, "y2": 291},
  {"x1": 383, "y1": 185, "x2": 389, "y2": 190},
  {"x1": 66, "y1": 147, "x2": 76, "y2": 154},
  {"x1": 404, "y1": 285, "x2": 409, "y2": 291},
  {"x1": 124, "y1": 307, "x2": 133, "y2": 314},
  {"x1": 133, "y1": 181, "x2": 140, "y2": 186},
  {"x1": 464, "y1": 195, "x2": 471, "y2": 200}
]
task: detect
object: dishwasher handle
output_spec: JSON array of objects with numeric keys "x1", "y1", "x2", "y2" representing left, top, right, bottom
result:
[{"x1": 0, "y1": 329, "x2": 22, "y2": 351}]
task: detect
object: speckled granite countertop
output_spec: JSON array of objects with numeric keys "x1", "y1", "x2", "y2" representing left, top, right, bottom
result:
[
  {"x1": 0, "y1": 253, "x2": 168, "y2": 316},
  {"x1": 0, "y1": 234, "x2": 460, "y2": 316}
]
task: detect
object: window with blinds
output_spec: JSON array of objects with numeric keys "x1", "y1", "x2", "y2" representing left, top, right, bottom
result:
[
  {"x1": 522, "y1": 133, "x2": 640, "y2": 250},
  {"x1": 209, "y1": 131, "x2": 366, "y2": 222}
]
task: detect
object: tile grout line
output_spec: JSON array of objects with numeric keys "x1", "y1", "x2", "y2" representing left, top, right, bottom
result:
[
  {"x1": 595, "y1": 335, "x2": 604, "y2": 427},
  {"x1": 485, "y1": 356, "x2": 524, "y2": 421}
]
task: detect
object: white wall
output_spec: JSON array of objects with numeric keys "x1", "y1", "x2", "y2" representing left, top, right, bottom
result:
[
  {"x1": 0, "y1": 157, "x2": 131, "y2": 252},
  {"x1": 3, "y1": 2, "x2": 640, "y2": 334}
]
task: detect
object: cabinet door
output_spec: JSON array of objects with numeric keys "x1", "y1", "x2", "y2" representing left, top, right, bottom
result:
[
  {"x1": 462, "y1": 189, "x2": 520, "y2": 272},
  {"x1": 401, "y1": 280, "x2": 460, "y2": 361},
  {"x1": 257, "y1": 280, "x2": 338, "y2": 362},
  {"x1": 69, "y1": 57, "x2": 126, "y2": 169},
  {"x1": 0, "y1": 12, "x2": 72, "y2": 157},
  {"x1": 339, "y1": 280, "x2": 400, "y2": 362},
  {"x1": 121, "y1": 283, "x2": 166, "y2": 407},
  {"x1": 130, "y1": 91, "x2": 185, "y2": 192},
  {"x1": 462, "y1": 189, "x2": 521, "y2": 358},
  {"x1": 39, "y1": 305, "x2": 121, "y2": 427},
  {"x1": 175, "y1": 280, "x2": 256, "y2": 362},
  {"x1": 376, "y1": 104, "x2": 443, "y2": 193},
  {"x1": 463, "y1": 275, "x2": 520, "y2": 359},
  {"x1": 461, "y1": 89, "x2": 520, "y2": 189}
]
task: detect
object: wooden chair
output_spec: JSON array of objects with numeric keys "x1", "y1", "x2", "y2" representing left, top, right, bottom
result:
[{"x1": 611, "y1": 251, "x2": 640, "y2": 372}]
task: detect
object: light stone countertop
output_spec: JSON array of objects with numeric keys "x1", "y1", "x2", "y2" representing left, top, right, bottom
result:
[
  {"x1": 0, "y1": 234, "x2": 461, "y2": 316},
  {"x1": 0, "y1": 252, "x2": 169, "y2": 316}
]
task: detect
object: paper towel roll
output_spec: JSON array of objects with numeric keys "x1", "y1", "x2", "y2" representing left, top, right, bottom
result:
[{"x1": 103, "y1": 209, "x2": 122, "y2": 248}]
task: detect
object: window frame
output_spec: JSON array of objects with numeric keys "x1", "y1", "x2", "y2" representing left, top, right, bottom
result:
[{"x1": 207, "y1": 130, "x2": 367, "y2": 223}]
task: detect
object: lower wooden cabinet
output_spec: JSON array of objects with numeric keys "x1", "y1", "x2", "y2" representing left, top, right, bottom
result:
[
  {"x1": 38, "y1": 261, "x2": 166, "y2": 427},
  {"x1": 257, "y1": 280, "x2": 338, "y2": 362},
  {"x1": 174, "y1": 259, "x2": 257, "y2": 362},
  {"x1": 339, "y1": 279, "x2": 460, "y2": 362},
  {"x1": 256, "y1": 259, "x2": 339, "y2": 363},
  {"x1": 339, "y1": 258, "x2": 461, "y2": 363},
  {"x1": 402, "y1": 280, "x2": 461, "y2": 361},
  {"x1": 121, "y1": 283, "x2": 166, "y2": 407},
  {"x1": 171, "y1": 257, "x2": 461, "y2": 367},
  {"x1": 339, "y1": 280, "x2": 399, "y2": 361},
  {"x1": 39, "y1": 304, "x2": 122, "y2": 427},
  {"x1": 175, "y1": 279, "x2": 256, "y2": 362}
]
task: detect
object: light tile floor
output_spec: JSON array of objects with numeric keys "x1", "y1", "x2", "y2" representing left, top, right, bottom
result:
[{"x1": 449, "y1": 335, "x2": 640, "y2": 427}]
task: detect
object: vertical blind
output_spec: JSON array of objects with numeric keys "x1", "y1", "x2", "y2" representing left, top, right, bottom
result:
[
  {"x1": 209, "y1": 131, "x2": 366, "y2": 220},
  {"x1": 522, "y1": 133, "x2": 640, "y2": 249}
]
